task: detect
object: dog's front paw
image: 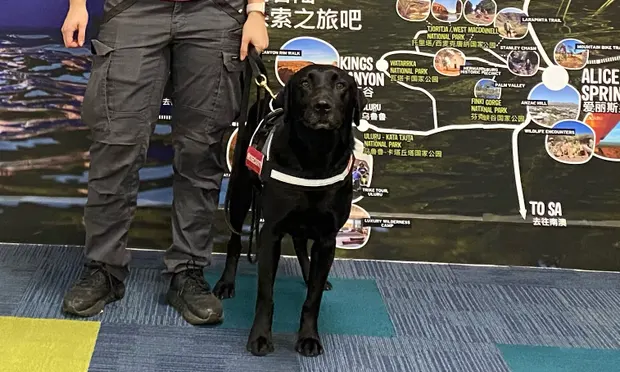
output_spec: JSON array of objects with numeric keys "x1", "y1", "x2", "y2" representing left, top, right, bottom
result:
[
  {"x1": 295, "y1": 336, "x2": 324, "y2": 357},
  {"x1": 247, "y1": 334, "x2": 274, "y2": 356},
  {"x1": 213, "y1": 280, "x2": 235, "y2": 299}
]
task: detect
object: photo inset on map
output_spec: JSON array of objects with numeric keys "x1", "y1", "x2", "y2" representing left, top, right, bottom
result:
[
  {"x1": 226, "y1": 128, "x2": 238, "y2": 172},
  {"x1": 434, "y1": 47, "x2": 465, "y2": 76},
  {"x1": 554, "y1": 39, "x2": 589, "y2": 70},
  {"x1": 336, "y1": 205, "x2": 371, "y2": 250},
  {"x1": 507, "y1": 50, "x2": 539, "y2": 77},
  {"x1": 528, "y1": 83, "x2": 580, "y2": 127},
  {"x1": 474, "y1": 78, "x2": 501, "y2": 99},
  {"x1": 495, "y1": 7, "x2": 529, "y2": 39},
  {"x1": 352, "y1": 140, "x2": 374, "y2": 203},
  {"x1": 396, "y1": 0, "x2": 431, "y2": 21},
  {"x1": 584, "y1": 113, "x2": 620, "y2": 161},
  {"x1": 545, "y1": 120, "x2": 595, "y2": 165},
  {"x1": 275, "y1": 37, "x2": 340, "y2": 86},
  {"x1": 464, "y1": 0, "x2": 496, "y2": 26},
  {"x1": 431, "y1": 0, "x2": 463, "y2": 22}
]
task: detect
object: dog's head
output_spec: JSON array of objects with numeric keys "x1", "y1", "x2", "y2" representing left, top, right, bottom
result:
[{"x1": 275, "y1": 64, "x2": 366, "y2": 132}]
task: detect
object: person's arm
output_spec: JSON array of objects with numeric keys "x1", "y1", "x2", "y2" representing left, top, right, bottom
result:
[
  {"x1": 62, "y1": 0, "x2": 89, "y2": 47},
  {"x1": 240, "y1": 0, "x2": 269, "y2": 59}
]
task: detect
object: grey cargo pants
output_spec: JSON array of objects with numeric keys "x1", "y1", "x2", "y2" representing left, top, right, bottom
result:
[{"x1": 81, "y1": 0, "x2": 246, "y2": 281}]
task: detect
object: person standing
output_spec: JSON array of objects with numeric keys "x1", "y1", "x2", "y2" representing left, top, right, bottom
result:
[{"x1": 59, "y1": 0, "x2": 268, "y2": 324}]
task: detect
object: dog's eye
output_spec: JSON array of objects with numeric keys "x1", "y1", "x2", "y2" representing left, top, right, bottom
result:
[
  {"x1": 336, "y1": 82, "x2": 346, "y2": 90},
  {"x1": 301, "y1": 81, "x2": 310, "y2": 88}
]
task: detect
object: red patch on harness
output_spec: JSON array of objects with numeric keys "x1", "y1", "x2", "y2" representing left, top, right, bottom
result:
[{"x1": 246, "y1": 146, "x2": 264, "y2": 175}]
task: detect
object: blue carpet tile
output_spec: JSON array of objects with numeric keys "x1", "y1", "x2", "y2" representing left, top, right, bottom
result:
[
  {"x1": 498, "y1": 344, "x2": 620, "y2": 372},
  {"x1": 203, "y1": 272, "x2": 394, "y2": 337},
  {"x1": 1, "y1": 243, "x2": 620, "y2": 371}
]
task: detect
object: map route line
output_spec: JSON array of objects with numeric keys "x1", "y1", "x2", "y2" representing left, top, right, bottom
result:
[
  {"x1": 410, "y1": 31, "x2": 511, "y2": 69},
  {"x1": 410, "y1": 17, "x2": 548, "y2": 72},
  {"x1": 377, "y1": 53, "x2": 439, "y2": 129},
  {"x1": 483, "y1": 48, "x2": 508, "y2": 64},
  {"x1": 381, "y1": 49, "x2": 508, "y2": 69},
  {"x1": 377, "y1": 48, "x2": 512, "y2": 129},
  {"x1": 362, "y1": 122, "x2": 519, "y2": 135},
  {"x1": 593, "y1": 153, "x2": 620, "y2": 162},
  {"x1": 413, "y1": 30, "x2": 427, "y2": 53},
  {"x1": 512, "y1": 115, "x2": 531, "y2": 219},
  {"x1": 368, "y1": 211, "x2": 620, "y2": 228},
  {"x1": 527, "y1": 24, "x2": 553, "y2": 67},
  {"x1": 521, "y1": 0, "x2": 554, "y2": 68}
]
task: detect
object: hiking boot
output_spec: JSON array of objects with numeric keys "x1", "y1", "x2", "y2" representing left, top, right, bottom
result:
[
  {"x1": 62, "y1": 262, "x2": 125, "y2": 317},
  {"x1": 166, "y1": 268, "x2": 223, "y2": 325}
]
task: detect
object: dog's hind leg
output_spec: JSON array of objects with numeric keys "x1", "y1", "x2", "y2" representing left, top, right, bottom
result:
[
  {"x1": 292, "y1": 237, "x2": 332, "y2": 291},
  {"x1": 213, "y1": 173, "x2": 254, "y2": 299},
  {"x1": 295, "y1": 238, "x2": 336, "y2": 357},
  {"x1": 247, "y1": 226, "x2": 282, "y2": 356}
]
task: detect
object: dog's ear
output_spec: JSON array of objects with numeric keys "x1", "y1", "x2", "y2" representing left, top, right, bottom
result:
[
  {"x1": 275, "y1": 80, "x2": 293, "y2": 122},
  {"x1": 352, "y1": 87, "x2": 367, "y2": 127}
]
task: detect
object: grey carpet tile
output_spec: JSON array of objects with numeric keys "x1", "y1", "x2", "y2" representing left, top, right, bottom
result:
[
  {"x1": 376, "y1": 278, "x2": 620, "y2": 349},
  {"x1": 451, "y1": 264, "x2": 620, "y2": 289},
  {"x1": 329, "y1": 259, "x2": 458, "y2": 283},
  {"x1": 0, "y1": 266, "x2": 37, "y2": 314},
  {"x1": 0, "y1": 243, "x2": 55, "y2": 267},
  {"x1": 11, "y1": 245, "x2": 85, "y2": 318},
  {"x1": 90, "y1": 323, "x2": 300, "y2": 372},
  {"x1": 300, "y1": 335, "x2": 511, "y2": 372}
]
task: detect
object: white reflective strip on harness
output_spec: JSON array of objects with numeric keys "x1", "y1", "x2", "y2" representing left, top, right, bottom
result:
[
  {"x1": 269, "y1": 156, "x2": 353, "y2": 187},
  {"x1": 250, "y1": 100, "x2": 353, "y2": 187}
]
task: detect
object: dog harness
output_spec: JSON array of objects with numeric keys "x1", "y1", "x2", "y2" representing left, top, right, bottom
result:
[{"x1": 245, "y1": 102, "x2": 354, "y2": 188}]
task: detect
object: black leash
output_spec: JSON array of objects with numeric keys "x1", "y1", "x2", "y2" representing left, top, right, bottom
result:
[
  {"x1": 211, "y1": 0, "x2": 274, "y2": 264},
  {"x1": 224, "y1": 48, "x2": 272, "y2": 264}
]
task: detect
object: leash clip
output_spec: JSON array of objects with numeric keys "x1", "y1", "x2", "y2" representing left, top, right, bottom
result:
[{"x1": 254, "y1": 74, "x2": 277, "y2": 99}]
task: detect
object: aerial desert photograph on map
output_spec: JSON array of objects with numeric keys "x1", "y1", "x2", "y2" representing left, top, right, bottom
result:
[
  {"x1": 276, "y1": 37, "x2": 339, "y2": 85},
  {"x1": 528, "y1": 84, "x2": 580, "y2": 127},
  {"x1": 396, "y1": 0, "x2": 431, "y2": 21}
]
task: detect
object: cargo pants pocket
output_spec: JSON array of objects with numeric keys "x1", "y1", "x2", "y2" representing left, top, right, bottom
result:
[
  {"x1": 82, "y1": 39, "x2": 115, "y2": 142},
  {"x1": 212, "y1": 51, "x2": 245, "y2": 131}
]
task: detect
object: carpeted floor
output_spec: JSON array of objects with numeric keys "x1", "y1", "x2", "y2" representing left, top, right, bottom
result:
[{"x1": 1, "y1": 243, "x2": 619, "y2": 371}]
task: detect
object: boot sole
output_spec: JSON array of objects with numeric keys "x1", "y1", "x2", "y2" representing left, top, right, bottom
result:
[
  {"x1": 165, "y1": 290, "x2": 223, "y2": 325},
  {"x1": 62, "y1": 291, "x2": 123, "y2": 317}
]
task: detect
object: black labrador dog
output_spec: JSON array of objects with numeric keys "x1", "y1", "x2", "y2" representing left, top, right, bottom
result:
[{"x1": 213, "y1": 64, "x2": 365, "y2": 357}]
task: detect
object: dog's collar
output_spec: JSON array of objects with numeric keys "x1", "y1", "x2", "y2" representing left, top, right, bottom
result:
[{"x1": 246, "y1": 108, "x2": 353, "y2": 188}]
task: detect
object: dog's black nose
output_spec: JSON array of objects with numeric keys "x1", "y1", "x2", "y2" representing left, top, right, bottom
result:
[{"x1": 314, "y1": 100, "x2": 332, "y2": 112}]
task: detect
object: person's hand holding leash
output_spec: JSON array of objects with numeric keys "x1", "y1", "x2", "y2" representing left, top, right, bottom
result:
[
  {"x1": 61, "y1": 0, "x2": 89, "y2": 48},
  {"x1": 240, "y1": 7, "x2": 269, "y2": 60}
]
